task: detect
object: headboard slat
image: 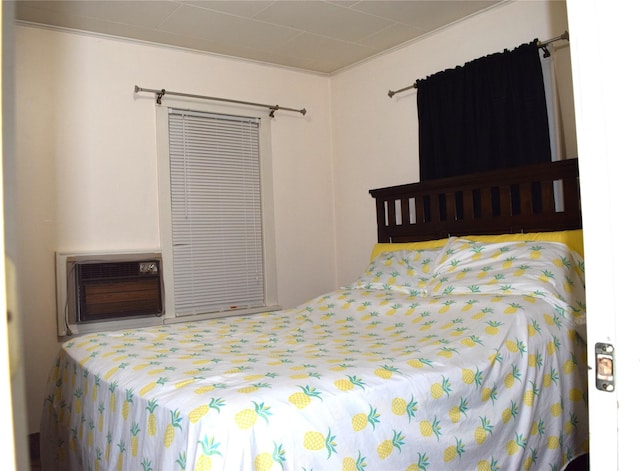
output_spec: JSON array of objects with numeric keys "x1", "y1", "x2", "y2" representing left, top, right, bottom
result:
[
  {"x1": 480, "y1": 188, "x2": 492, "y2": 218},
  {"x1": 499, "y1": 185, "x2": 512, "y2": 216},
  {"x1": 520, "y1": 183, "x2": 534, "y2": 216}
]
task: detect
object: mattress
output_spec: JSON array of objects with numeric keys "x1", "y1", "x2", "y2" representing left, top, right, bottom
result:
[{"x1": 40, "y1": 236, "x2": 589, "y2": 470}]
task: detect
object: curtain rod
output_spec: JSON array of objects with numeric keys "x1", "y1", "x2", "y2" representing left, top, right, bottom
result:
[
  {"x1": 134, "y1": 85, "x2": 307, "y2": 117},
  {"x1": 387, "y1": 31, "x2": 570, "y2": 98}
]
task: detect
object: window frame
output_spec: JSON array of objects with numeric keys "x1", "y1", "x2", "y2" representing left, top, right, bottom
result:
[{"x1": 155, "y1": 99, "x2": 279, "y2": 322}]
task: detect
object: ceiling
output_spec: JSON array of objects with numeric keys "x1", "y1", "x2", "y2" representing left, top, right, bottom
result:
[{"x1": 14, "y1": 0, "x2": 504, "y2": 74}]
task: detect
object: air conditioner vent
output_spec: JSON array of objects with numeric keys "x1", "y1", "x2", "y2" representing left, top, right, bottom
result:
[{"x1": 78, "y1": 262, "x2": 142, "y2": 280}]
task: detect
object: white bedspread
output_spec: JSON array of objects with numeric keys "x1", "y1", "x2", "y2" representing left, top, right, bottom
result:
[{"x1": 41, "y1": 237, "x2": 589, "y2": 471}]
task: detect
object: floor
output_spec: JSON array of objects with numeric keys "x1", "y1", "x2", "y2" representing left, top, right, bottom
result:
[
  {"x1": 567, "y1": 453, "x2": 590, "y2": 471},
  {"x1": 29, "y1": 433, "x2": 40, "y2": 470}
]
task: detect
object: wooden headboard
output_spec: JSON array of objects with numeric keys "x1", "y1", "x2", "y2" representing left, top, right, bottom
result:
[{"x1": 369, "y1": 159, "x2": 581, "y2": 243}]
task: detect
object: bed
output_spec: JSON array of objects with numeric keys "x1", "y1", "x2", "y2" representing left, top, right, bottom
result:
[{"x1": 40, "y1": 158, "x2": 588, "y2": 471}]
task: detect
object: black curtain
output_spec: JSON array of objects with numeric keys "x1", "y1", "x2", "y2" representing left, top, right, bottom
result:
[{"x1": 417, "y1": 41, "x2": 551, "y2": 181}]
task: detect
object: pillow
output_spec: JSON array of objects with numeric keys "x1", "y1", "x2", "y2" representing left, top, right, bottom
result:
[
  {"x1": 351, "y1": 249, "x2": 441, "y2": 295},
  {"x1": 428, "y1": 237, "x2": 586, "y2": 324}
]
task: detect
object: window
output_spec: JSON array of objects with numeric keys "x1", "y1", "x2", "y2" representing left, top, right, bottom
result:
[{"x1": 156, "y1": 104, "x2": 278, "y2": 320}]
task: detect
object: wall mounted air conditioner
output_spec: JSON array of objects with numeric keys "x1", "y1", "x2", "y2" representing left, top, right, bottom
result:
[{"x1": 56, "y1": 251, "x2": 164, "y2": 337}]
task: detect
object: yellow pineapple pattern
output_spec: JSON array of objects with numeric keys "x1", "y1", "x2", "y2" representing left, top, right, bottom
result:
[
  {"x1": 474, "y1": 416, "x2": 493, "y2": 445},
  {"x1": 188, "y1": 397, "x2": 226, "y2": 424},
  {"x1": 194, "y1": 435, "x2": 222, "y2": 471},
  {"x1": 377, "y1": 430, "x2": 405, "y2": 459},
  {"x1": 443, "y1": 437, "x2": 465, "y2": 462},
  {"x1": 391, "y1": 395, "x2": 418, "y2": 422},
  {"x1": 146, "y1": 398, "x2": 159, "y2": 436},
  {"x1": 234, "y1": 401, "x2": 272, "y2": 430},
  {"x1": 352, "y1": 405, "x2": 380, "y2": 432},
  {"x1": 163, "y1": 409, "x2": 183, "y2": 448},
  {"x1": 288, "y1": 385, "x2": 322, "y2": 409},
  {"x1": 342, "y1": 451, "x2": 366, "y2": 471},
  {"x1": 303, "y1": 428, "x2": 337, "y2": 458},
  {"x1": 254, "y1": 442, "x2": 285, "y2": 471}
]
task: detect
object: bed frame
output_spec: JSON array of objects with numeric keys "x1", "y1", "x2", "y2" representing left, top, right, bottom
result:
[{"x1": 370, "y1": 158, "x2": 581, "y2": 243}]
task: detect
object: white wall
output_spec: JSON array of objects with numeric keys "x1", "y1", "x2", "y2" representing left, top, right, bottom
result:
[
  {"x1": 331, "y1": 0, "x2": 574, "y2": 285},
  {"x1": 14, "y1": 26, "x2": 334, "y2": 432}
]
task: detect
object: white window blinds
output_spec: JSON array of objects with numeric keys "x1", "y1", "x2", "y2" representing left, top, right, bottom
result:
[{"x1": 168, "y1": 109, "x2": 265, "y2": 317}]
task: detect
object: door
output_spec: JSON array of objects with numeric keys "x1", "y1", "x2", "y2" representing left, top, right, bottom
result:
[
  {"x1": 567, "y1": 1, "x2": 640, "y2": 469},
  {"x1": 1, "y1": 1, "x2": 25, "y2": 468}
]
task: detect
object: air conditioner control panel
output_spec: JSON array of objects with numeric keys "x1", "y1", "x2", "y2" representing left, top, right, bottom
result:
[{"x1": 139, "y1": 261, "x2": 159, "y2": 274}]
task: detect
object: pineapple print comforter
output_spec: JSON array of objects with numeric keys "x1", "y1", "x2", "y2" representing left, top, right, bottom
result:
[{"x1": 41, "y1": 237, "x2": 588, "y2": 471}]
